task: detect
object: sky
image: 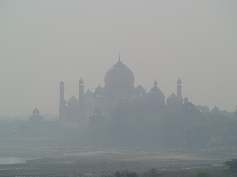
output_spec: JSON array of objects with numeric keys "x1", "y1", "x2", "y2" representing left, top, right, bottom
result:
[{"x1": 0, "y1": 0, "x2": 237, "y2": 116}]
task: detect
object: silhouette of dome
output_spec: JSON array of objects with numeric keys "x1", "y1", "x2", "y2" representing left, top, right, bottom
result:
[
  {"x1": 29, "y1": 108, "x2": 43, "y2": 121},
  {"x1": 211, "y1": 105, "x2": 220, "y2": 113},
  {"x1": 183, "y1": 97, "x2": 188, "y2": 103},
  {"x1": 68, "y1": 96, "x2": 78, "y2": 105},
  {"x1": 135, "y1": 85, "x2": 145, "y2": 96},
  {"x1": 32, "y1": 108, "x2": 40, "y2": 114},
  {"x1": 85, "y1": 89, "x2": 93, "y2": 96},
  {"x1": 136, "y1": 85, "x2": 144, "y2": 93},
  {"x1": 130, "y1": 94, "x2": 145, "y2": 106},
  {"x1": 166, "y1": 93, "x2": 180, "y2": 105},
  {"x1": 104, "y1": 60, "x2": 134, "y2": 89},
  {"x1": 95, "y1": 85, "x2": 103, "y2": 93},
  {"x1": 85, "y1": 89, "x2": 93, "y2": 99},
  {"x1": 146, "y1": 80, "x2": 165, "y2": 103}
]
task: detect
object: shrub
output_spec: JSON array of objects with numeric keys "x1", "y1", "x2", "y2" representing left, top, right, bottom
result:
[
  {"x1": 225, "y1": 159, "x2": 237, "y2": 173},
  {"x1": 196, "y1": 172, "x2": 210, "y2": 177}
]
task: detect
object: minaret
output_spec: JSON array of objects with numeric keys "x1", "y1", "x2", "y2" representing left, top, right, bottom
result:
[
  {"x1": 59, "y1": 81, "x2": 66, "y2": 124},
  {"x1": 177, "y1": 78, "x2": 183, "y2": 101},
  {"x1": 79, "y1": 77, "x2": 84, "y2": 101},
  {"x1": 78, "y1": 77, "x2": 86, "y2": 124}
]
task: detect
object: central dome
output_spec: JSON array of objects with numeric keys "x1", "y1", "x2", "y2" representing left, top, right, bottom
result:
[{"x1": 104, "y1": 60, "x2": 134, "y2": 89}]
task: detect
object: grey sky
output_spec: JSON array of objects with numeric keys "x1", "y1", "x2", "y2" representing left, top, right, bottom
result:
[{"x1": 1, "y1": 0, "x2": 237, "y2": 115}]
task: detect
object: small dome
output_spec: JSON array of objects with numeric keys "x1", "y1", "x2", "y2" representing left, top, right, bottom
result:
[
  {"x1": 177, "y1": 78, "x2": 182, "y2": 84},
  {"x1": 136, "y1": 85, "x2": 144, "y2": 92},
  {"x1": 146, "y1": 80, "x2": 165, "y2": 103},
  {"x1": 32, "y1": 108, "x2": 40, "y2": 114},
  {"x1": 95, "y1": 85, "x2": 103, "y2": 93},
  {"x1": 167, "y1": 93, "x2": 180, "y2": 105},
  {"x1": 211, "y1": 105, "x2": 220, "y2": 113},
  {"x1": 183, "y1": 97, "x2": 188, "y2": 103},
  {"x1": 136, "y1": 85, "x2": 145, "y2": 95},
  {"x1": 68, "y1": 96, "x2": 78, "y2": 105},
  {"x1": 85, "y1": 89, "x2": 93, "y2": 95},
  {"x1": 104, "y1": 60, "x2": 134, "y2": 89},
  {"x1": 130, "y1": 94, "x2": 145, "y2": 106}
]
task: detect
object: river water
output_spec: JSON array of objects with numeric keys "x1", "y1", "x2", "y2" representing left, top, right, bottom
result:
[{"x1": 0, "y1": 157, "x2": 37, "y2": 164}]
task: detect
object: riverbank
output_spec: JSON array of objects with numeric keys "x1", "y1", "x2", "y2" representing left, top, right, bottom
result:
[{"x1": 0, "y1": 147, "x2": 231, "y2": 177}]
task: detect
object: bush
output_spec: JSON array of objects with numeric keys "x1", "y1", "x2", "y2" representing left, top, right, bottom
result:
[
  {"x1": 225, "y1": 159, "x2": 237, "y2": 173},
  {"x1": 114, "y1": 170, "x2": 138, "y2": 177},
  {"x1": 196, "y1": 172, "x2": 210, "y2": 177}
]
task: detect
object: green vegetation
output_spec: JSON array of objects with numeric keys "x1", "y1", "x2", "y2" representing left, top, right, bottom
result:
[
  {"x1": 0, "y1": 161, "x2": 234, "y2": 177},
  {"x1": 1, "y1": 103, "x2": 237, "y2": 150},
  {"x1": 0, "y1": 150, "x2": 236, "y2": 177},
  {"x1": 1, "y1": 105, "x2": 237, "y2": 176},
  {"x1": 225, "y1": 159, "x2": 237, "y2": 173},
  {"x1": 87, "y1": 104, "x2": 237, "y2": 149},
  {"x1": 196, "y1": 172, "x2": 210, "y2": 177},
  {"x1": 103, "y1": 168, "x2": 234, "y2": 177}
]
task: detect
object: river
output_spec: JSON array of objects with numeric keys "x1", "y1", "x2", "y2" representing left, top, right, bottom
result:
[{"x1": 0, "y1": 157, "x2": 37, "y2": 165}]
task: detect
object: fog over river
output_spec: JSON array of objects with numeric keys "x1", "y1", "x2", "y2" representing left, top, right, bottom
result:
[{"x1": 0, "y1": 157, "x2": 38, "y2": 165}]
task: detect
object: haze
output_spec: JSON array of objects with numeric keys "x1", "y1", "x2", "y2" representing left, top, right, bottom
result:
[{"x1": 1, "y1": 0, "x2": 237, "y2": 116}]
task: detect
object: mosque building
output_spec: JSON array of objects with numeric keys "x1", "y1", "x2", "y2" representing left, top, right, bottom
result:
[
  {"x1": 58, "y1": 57, "x2": 185, "y2": 128},
  {"x1": 29, "y1": 108, "x2": 44, "y2": 121}
]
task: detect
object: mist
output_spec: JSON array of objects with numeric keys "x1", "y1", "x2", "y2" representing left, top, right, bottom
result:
[
  {"x1": 1, "y1": 0, "x2": 237, "y2": 116},
  {"x1": 1, "y1": 1, "x2": 237, "y2": 176}
]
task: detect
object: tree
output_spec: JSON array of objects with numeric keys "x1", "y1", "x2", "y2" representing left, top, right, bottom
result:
[
  {"x1": 234, "y1": 106, "x2": 237, "y2": 117},
  {"x1": 196, "y1": 172, "x2": 210, "y2": 177},
  {"x1": 225, "y1": 159, "x2": 237, "y2": 173},
  {"x1": 114, "y1": 171, "x2": 138, "y2": 177}
]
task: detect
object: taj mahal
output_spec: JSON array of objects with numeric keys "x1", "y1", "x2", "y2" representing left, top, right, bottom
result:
[{"x1": 58, "y1": 57, "x2": 186, "y2": 129}]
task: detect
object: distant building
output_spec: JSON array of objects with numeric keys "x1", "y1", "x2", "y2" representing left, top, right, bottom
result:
[
  {"x1": 196, "y1": 105, "x2": 209, "y2": 113},
  {"x1": 29, "y1": 108, "x2": 43, "y2": 121},
  {"x1": 211, "y1": 105, "x2": 221, "y2": 114},
  {"x1": 58, "y1": 56, "x2": 187, "y2": 128}
]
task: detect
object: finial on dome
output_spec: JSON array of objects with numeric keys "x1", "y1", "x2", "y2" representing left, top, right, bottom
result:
[
  {"x1": 119, "y1": 54, "x2": 120, "y2": 61},
  {"x1": 154, "y1": 79, "x2": 157, "y2": 87}
]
